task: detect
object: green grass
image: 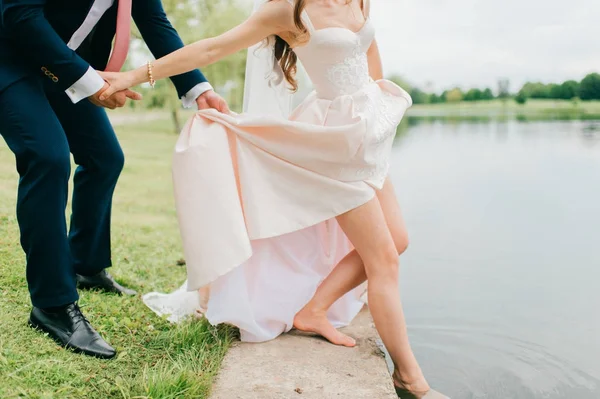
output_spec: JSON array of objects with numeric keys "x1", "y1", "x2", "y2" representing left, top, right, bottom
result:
[
  {"x1": 408, "y1": 98, "x2": 600, "y2": 120},
  {"x1": 0, "y1": 118, "x2": 234, "y2": 399}
]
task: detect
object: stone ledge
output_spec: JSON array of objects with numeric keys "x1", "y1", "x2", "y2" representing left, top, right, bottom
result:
[{"x1": 210, "y1": 307, "x2": 396, "y2": 399}]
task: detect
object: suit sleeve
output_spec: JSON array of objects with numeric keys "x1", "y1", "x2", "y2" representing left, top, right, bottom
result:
[
  {"x1": 1, "y1": 0, "x2": 92, "y2": 92},
  {"x1": 132, "y1": 0, "x2": 209, "y2": 99}
]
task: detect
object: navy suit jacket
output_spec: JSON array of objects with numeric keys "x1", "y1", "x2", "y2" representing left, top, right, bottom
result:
[{"x1": 0, "y1": 0, "x2": 207, "y2": 97}]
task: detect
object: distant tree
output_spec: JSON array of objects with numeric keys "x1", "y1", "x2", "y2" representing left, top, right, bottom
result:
[
  {"x1": 548, "y1": 83, "x2": 562, "y2": 99},
  {"x1": 464, "y1": 88, "x2": 483, "y2": 102},
  {"x1": 558, "y1": 80, "x2": 581, "y2": 100},
  {"x1": 445, "y1": 88, "x2": 463, "y2": 103},
  {"x1": 579, "y1": 73, "x2": 600, "y2": 100},
  {"x1": 522, "y1": 82, "x2": 561, "y2": 99},
  {"x1": 539, "y1": 80, "x2": 580, "y2": 100},
  {"x1": 514, "y1": 91, "x2": 527, "y2": 105},
  {"x1": 497, "y1": 79, "x2": 510, "y2": 99},
  {"x1": 520, "y1": 82, "x2": 551, "y2": 99},
  {"x1": 429, "y1": 93, "x2": 442, "y2": 104},
  {"x1": 481, "y1": 88, "x2": 494, "y2": 100},
  {"x1": 409, "y1": 88, "x2": 429, "y2": 104},
  {"x1": 440, "y1": 90, "x2": 448, "y2": 103},
  {"x1": 517, "y1": 79, "x2": 582, "y2": 101},
  {"x1": 519, "y1": 82, "x2": 533, "y2": 97}
]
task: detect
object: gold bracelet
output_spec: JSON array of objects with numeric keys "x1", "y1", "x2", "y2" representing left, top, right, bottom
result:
[{"x1": 147, "y1": 61, "x2": 156, "y2": 88}]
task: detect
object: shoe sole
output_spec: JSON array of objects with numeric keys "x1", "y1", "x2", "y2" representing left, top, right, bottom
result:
[{"x1": 28, "y1": 318, "x2": 116, "y2": 360}]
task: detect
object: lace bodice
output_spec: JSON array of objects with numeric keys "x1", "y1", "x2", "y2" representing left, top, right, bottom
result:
[{"x1": 292, "y1": 5, "x2": 376, "y2": 100}]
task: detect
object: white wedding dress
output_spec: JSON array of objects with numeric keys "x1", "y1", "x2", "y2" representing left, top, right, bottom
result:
[{"x1": 143, "y1": 0, "x2": 412, "y2": 342}]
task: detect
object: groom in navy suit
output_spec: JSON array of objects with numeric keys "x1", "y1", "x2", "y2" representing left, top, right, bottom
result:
[{"x1": 0, "y1": 0, "x2": 227, "y2": 358}]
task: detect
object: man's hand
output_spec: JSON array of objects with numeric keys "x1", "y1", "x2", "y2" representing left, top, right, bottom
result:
[
  {"x1": 196, "y1": 90, "x2": 230, "y2": 113},
  {"x1": 89, "y1": 82, "x2": 142, "y2": 109}
]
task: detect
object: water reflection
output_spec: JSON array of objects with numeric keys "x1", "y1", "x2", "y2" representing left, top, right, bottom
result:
[
  {"x1": 398, "y1": 117, "x2": 600, "y2": 150},
  {"x1": 580, "y1": 123, "x2": 600, "y2": 147},
  {"x1": 388, "y1": 118, "x2": 600, "y2": 399}
]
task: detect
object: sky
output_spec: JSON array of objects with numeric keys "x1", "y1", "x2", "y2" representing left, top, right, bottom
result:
[{"x1": 371, "y1": 0, "x2": 600, "y2": 92}]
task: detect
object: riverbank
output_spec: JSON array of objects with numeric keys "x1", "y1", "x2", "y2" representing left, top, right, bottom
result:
[{"x1": 408, "y1": 99, "x2": 600, "y2": 120}]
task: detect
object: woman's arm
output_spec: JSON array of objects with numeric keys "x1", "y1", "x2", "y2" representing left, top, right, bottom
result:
[
  {"x1": 132, "y1": 0, "x2": 209, "y2": 98},
  {"x1": 99, "y1": 0, "x2": 292, "y2": 99},
  {"x1": 367, "y1": 39, "x2": 384, "y2": 81}
]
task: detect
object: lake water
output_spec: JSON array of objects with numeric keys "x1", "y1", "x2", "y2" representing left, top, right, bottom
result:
[{"x1": 389, "y1": 119, "x2": 600, "y2": 398}]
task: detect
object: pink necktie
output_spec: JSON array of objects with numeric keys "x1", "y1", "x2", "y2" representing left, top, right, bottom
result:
[{"x1": 105, "y1": 0, "x2": 132, "y2": 72}]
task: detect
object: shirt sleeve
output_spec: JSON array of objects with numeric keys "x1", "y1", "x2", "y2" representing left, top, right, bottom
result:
[
  {"x1": 181, "y1": 82, "x2": 214, "y2": 109},
  {"x1": 65, "y1": 67, "x2": 106, "y2": 103}
]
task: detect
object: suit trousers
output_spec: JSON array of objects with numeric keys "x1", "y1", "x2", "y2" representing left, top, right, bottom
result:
[{"x1": 0, "y1": 76, "x2": 123, "y2": 308}]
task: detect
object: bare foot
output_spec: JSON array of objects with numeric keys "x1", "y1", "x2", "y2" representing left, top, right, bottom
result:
[{"x1": 293, "y1": 307, "x2": 356, "y2": 347}]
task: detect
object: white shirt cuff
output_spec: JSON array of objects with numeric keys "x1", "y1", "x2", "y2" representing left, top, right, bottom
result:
[
  {"x1": 65, "y1": 67, "x2": 105, "y2": 104},
  {"x1": 181, "y1": 82, "x2": 214, "y2": 109}
]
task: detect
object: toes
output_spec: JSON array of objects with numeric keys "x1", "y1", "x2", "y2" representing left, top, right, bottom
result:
[
  {"x1": 324, "y1": 329, "x2": 356, "y2": 347},
  {"x1": 336, "y1": 333, "x2": 357, "y2": 347},
  {"x1": 293, "y1": 312, "x2": 356, "y2": 347},
  {"x1": 342, "y1": 335, "x2": 357, "y2": 347}
]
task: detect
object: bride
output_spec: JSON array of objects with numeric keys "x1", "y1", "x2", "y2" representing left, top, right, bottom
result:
[{"x1": 100, "y1": 0, "x2": 447, "y2": 397}]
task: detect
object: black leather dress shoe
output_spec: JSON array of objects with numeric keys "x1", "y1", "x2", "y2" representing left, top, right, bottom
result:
[
  {"x1": 76, "y1": 270, "x2": 136, "y2": 295},
  {"x1": 29, "y1": 303, "x2": 116, "y2": 359}
]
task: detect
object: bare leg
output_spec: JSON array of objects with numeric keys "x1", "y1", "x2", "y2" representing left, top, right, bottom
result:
[
  {"x1": 335, "y1": 190, "x2": 428, "y2": 392},
  {"x1": 293, "y1": 249, "x2": 365, "y2": 346},
  {"x1": 294, "y1": 179, "x2": 409, "y2": 347}
]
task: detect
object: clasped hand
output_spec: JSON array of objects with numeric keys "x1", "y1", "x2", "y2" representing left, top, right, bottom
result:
[
  {"x1": 89, "y1": 81, "x2": 142, "y2": 109},
  {"x1": 96, "y1": 71, "x2": 230, "y2": 113}
]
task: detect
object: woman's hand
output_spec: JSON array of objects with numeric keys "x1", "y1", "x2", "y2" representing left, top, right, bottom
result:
[{"x1": 97, "y1": 71, "x2": 140, "y2": 101}]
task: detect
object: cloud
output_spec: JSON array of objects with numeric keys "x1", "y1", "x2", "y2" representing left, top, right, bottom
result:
[{"x1": 372, "y1": 0, "x2": 600, "y2": 91}]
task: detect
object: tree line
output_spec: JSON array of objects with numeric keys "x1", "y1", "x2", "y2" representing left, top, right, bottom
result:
[
  {"x1": 515, "y1": 73, "x2": 600, "y2": 104},
  {"x1": 389, "y1": 73, "x2": 600, "y2": 105},
  {"x1": 387, "y1": 75, "x2": 509, "y2": 105}
]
